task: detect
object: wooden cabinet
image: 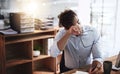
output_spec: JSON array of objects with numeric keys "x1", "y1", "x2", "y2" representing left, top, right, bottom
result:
[{"x1": 0, "y1": 28, "x2": 59, "y2": 74}]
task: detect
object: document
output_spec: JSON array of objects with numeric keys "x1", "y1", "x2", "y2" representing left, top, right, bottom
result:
[
  {"x1": 0, "y1": 28, "x2": 17, "y2": 34},
  {"x1": 112, "y1": 65, "x2": 120, "y2": 71},
  {"x1": 73, "y1": 71, "x2": 89, "y2": 74}
]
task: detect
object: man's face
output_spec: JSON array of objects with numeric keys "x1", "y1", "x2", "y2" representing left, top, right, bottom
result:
[{"x1": 73, "y1": 16, "x2": 80, "y2": 26}]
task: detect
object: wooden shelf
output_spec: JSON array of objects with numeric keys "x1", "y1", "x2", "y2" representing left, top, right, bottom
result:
[
  {"x1": 6, "y1": 59, "x2": 32, "y2": 68},
  {"x1": 33, "y1": 70, "x2": 54, "y2": 74},
  {"x1": 0, "y1": 27, "x2": 59, "y2": 74},
  {"x1": 33, "y1": 66, "x2": 55, "y2": 74},
  {"x1": 33, "y1": 55, "x2": 51, "y2": 61},
  {"x1": 6, "y1": 62, "x2": 32, "y2": 74},
  {"x1": 34, "y1": 71, "x2": 54, "y2": 74},
  {"x1": 4, "y1": 28, "x2": 58, "y2": 37},
  {"x1": 5, "y1": 32, "x2": 55, "y2": 44},
  {"x1": 5, "y1": 35, "x2": 55, "y2": 44}
]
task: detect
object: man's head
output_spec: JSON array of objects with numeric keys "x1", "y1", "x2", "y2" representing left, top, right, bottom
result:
[{"x1": 58, "y1": 9, "x2": 80, "y2": 30}]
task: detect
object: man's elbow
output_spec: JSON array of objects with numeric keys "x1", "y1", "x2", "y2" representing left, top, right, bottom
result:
[{"x1": 49, "y1": 49, "x2": 60, "y2": 57}]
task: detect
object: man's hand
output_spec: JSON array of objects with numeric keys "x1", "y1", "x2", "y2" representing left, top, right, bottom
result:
[
  {"x1": 89, "y1": 61, "x2": 102, "y2": 74},
  {"x1": 67, "y1": 25, "x2": 82, "y2": 36}
]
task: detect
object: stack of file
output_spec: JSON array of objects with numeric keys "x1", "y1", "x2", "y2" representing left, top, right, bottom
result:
[
  {"x1": 20, "y1": 14, "x2": 34, "y2": 33},
  {"x1": 9, "y1": 13, "x2": 35, "y2": 33}
]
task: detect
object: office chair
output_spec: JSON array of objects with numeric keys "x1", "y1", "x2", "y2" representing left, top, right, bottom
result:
[{"x1": 60, "y1": 51, "x2": 72, "y2": 73}]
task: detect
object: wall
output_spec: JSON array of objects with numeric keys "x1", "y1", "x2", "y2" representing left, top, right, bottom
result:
[
  {"x1": 115, "y1": 0, "x2": 120, "y2": 52},
  {"x1": 0, "y1": 0, "x2": 81, "y2": 27}
]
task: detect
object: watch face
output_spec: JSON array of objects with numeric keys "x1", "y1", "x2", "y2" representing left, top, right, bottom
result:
[{"x1": 97, "y1": 64, "x2": 101, "y2": 69}]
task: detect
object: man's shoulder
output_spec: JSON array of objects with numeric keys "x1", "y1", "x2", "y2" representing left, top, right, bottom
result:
[
  {"x1": 58, "y1": 27, "x2": 66, "y2": 33},
  {"x1": 83, "y1": 25, "x2": 95, "y2": 32},
  {"x1": 56, "y1": 27, "x2": 66, "y2": 37}
]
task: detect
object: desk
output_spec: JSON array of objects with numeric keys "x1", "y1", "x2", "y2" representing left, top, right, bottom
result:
[{"x1": 62, "y1": 55, "x2": 120, "y2": 74}]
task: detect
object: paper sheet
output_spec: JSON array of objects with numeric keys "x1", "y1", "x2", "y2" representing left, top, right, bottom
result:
[
  {"x1": 0, "y1": 28, "x2": 17, "y2": 34},
  {"x1": 73, "y1": 71, "x2": 89, "y2": 74},
  {"x1": 112, "y1": 65, "x2": 120, "y2": 71}
]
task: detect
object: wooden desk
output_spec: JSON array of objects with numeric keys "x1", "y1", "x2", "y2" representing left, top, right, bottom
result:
[{"x1": 62, "y1": 55, "x2": 120, "y2": 74}]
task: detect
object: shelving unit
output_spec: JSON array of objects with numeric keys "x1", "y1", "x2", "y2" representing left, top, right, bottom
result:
[{"x1": 0, "y1": 27, "x2": 59, "y2": 74}]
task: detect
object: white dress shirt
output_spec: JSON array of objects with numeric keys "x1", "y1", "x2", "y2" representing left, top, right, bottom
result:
[{"x1": 49, "y1": 25, "x2": 103, "y2": 69}]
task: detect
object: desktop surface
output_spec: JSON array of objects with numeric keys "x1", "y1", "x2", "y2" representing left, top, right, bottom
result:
[{"x1": 63, "y1": 55, "x2": 120, "y2": 74}]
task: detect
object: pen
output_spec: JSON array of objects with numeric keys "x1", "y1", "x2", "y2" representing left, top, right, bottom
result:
[{"x1": 91, "y1": 65, "x2": 97, "y2": 72}]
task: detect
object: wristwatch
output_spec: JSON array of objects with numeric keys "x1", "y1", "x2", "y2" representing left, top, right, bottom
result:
[{"x1": 97, "y1": 64, "x2": 101, "y2": 69}]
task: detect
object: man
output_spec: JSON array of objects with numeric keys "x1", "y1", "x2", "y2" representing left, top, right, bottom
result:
[{"x1": 49, "y1": 9, "x2": 103, "y2": 74}]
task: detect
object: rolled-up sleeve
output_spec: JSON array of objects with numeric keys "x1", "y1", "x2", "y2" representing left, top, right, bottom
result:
[
  {"x1": 92, "y1": 28, "x2": 103, "y2": 64},
  {"x1": 49, "y1": 28, "x2": 64, "y2": 57},
  {"x1": 50, "y1": 41, "x2": 61, "y2": 57}
]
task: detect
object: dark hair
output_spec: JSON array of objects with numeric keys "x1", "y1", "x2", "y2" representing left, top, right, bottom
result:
[{"x1": 58, "y1": 9, "x2": 77, "y2": 30}]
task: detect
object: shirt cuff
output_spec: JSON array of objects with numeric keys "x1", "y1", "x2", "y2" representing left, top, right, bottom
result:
[{"x1": 93, "y1": 58, "x2": 103, "y2": 64}]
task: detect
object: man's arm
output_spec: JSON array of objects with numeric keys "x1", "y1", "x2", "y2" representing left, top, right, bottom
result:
[
  {"x1": 50, "y1": 25, "x2": 82, "y2": 57},
  {"x1": 89, "y1": 28, "x2": 103, "y2": 74},
  {"x1": 58, "y1": 25, "x2": 82, "y2": 51},
  {"x1": 57, "y1": 31, "x2": 71, "y2": 51}
]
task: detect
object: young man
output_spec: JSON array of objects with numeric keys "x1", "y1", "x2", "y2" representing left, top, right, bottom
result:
[{"x1": 49, "y1": 9, "x2": 103, "y2": 74}]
